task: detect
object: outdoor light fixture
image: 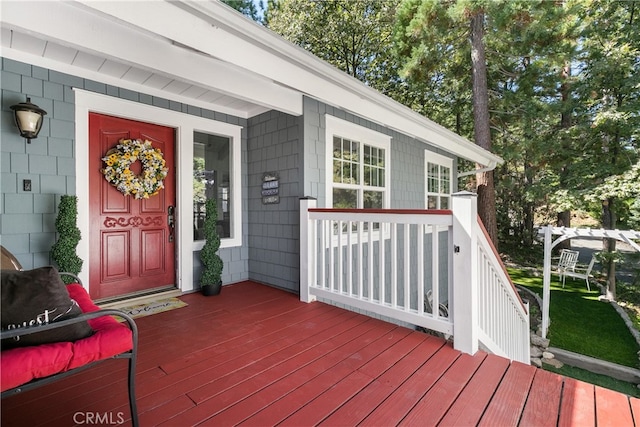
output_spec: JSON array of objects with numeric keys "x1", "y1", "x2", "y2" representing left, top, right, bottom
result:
[{"x1": 10, "y1": 97, "x2": 47, "y2": 143}]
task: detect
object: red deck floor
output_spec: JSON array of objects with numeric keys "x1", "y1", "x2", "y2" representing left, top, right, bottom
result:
[{"x1": 2, "y1": 281, "x2": 639, "y2": 426}]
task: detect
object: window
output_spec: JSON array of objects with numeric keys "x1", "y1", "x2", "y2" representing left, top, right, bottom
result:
[
  {"x1": 193, "y1": 132, "x2": 231, "y2": 241},
  {"x1": 326, "y1": 115, "x2": 390, "y2": 210},
  {"x1": 425, "y1": 152, "x2": 453, "y2": 209}
]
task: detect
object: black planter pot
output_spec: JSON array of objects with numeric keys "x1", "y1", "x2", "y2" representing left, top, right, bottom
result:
[{"x1": 201, "y1": 281, "x2": 222, "y2": 296}]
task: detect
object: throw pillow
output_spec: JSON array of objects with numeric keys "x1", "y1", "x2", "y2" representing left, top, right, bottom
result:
[{"x1": 1, "y1": 266, "x2": 94, "y2": 348}]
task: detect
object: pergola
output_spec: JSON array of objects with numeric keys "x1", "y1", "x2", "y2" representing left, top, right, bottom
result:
[{"x1": 540, "y1": 226, "x2": 640, "y2": 339}]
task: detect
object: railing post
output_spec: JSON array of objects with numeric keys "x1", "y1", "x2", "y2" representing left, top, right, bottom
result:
[
  {"x1": 300, "y1": 197, "x2": 317, "y2": 303},
  {"x1": 451, "y1": 191, "x2": 479, "y2": 355}
]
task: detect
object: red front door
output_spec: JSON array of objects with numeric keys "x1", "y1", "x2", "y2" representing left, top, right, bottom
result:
[{"x1": 89, "y1": 113, "x2": 176, "y2": 300}]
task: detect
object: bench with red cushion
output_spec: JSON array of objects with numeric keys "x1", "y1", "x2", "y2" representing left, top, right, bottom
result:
[{"x1": 1, "y1": 279, "x2": 138, "y2": 426}]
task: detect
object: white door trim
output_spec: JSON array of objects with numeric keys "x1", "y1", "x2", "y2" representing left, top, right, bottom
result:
[{"x1": 74, "y1": 89, "x2": 242, "y2": 293}]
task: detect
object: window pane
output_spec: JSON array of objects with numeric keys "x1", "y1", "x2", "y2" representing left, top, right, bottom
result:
[
  {"x1": 364, "y1": 191, "x2": 382, "y2": 230},
  {"x1": 333, "y1": 136, "x2": 342, "y2": 159},
  {"x1": 364, "y1": 144, "x2": 385, "y2": 188},
  {"x1": 333, "y1": 159, "x2": 341, "y2": 183},
  {"x1": 333, "y1": 188, "x2": 358, "y2": 209},
  {"x1": 363, "y1": 191, "x2": 383, "y2": 209},
  {"x1": 333, "y1": 188, "x2": 358, "y2": 233},
  {"x1": 194, "y1": 132, "x2": 231, "y2": 240},
  {"x1": 352, "y1": 160, "x2": 359, "y2": 184},
  {"x1": 441, "y1": 196, "x2": 449, "y2": 209},
  {"x1": 333, "y1": 137, "x2": 343, "y2": 183},
  {"x1": 428, "y1": 195, "x2": 438, "y2": 209},
  {"x1": 441, "y1": 166, "x2": 450, "y2": 193},
  {"x1": 428, "y1": 177, "x2": 438, "y2": 193},
  {"x1": 333, "y1": 136, "x2": 360, "y2": 185},
  {"x1": 352, "y1": 140, "x2": 359, "y2": 162}
]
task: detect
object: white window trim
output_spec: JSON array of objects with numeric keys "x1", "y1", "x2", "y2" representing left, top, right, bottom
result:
[
  {"x1": 325, "y1": 115, "x2": 391, "y2": 209},
  {"x1": 74, "y1": 89, "x2": 242, "y2": 293},
  {"x1": 424, "y1": 151, "x2": 454, "y2": 210}
]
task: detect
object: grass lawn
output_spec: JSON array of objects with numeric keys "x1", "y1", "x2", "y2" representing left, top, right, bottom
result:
[{"x1": 508, "y1": 267, "x2": 640, "y2": 368}]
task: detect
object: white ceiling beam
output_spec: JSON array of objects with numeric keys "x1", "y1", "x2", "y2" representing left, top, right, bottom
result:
[{"x1": 1, "y1": 1, "x2": 302, "y2": 117}]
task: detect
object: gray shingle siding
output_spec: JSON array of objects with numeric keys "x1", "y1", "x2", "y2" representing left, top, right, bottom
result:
[
  {"x1": 303, "y1": 96, "x2": 457, "y2": 209},
  {"x1": 1, "y1": 58, "x2": 249, "y2": 278},
  {"x1": 302, "y1": 97, "x2": 454, "y2": 317},
  {"x1": 247, "y1": 110, "x2": 303, "y2": 292},
  {"x1": 2, "y1": 57, "x2": 460, "y2": 297}
]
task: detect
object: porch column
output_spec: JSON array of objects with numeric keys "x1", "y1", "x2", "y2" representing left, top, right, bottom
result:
[
  {"x1": 451, "y1": 191, "x2": 479, "y2": 355},
  {"x1": 299, "y1": 197, "x2": 317, "y2": 303}
]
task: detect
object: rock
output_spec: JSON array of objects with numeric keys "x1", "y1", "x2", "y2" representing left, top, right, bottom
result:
[
  {"x1": 542, "y1": 351, "x2": 555, "y2": 360},
  {"x1": 531, "y1": 358, "x2": 542, "y2": 368},
  {"x1": 542, "y1": 357, "x2": 564, "y2": 369},
  {"x1": 531, "y1": 334, "x2": 550, "y2": 348},
  {"x1": 530, "y1": 346, "x2": 543, "y2": 358}
]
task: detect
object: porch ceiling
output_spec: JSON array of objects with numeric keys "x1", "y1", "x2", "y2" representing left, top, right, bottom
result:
[{"x1": 0, "y1": 1, "x2": 302, "y2": 119}]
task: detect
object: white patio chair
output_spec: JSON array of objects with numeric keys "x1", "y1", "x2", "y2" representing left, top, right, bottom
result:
[
  {"x1": 560, "y1": 253, "x2": 597, "y2": 291},
  {"x1": 553, "y1": 249, "x2": 579, "y2": 288}
]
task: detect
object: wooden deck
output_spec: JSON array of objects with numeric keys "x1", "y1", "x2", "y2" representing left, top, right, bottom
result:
[{"x1": 2, "y1": 281, "x2": 639, "y2": 426}]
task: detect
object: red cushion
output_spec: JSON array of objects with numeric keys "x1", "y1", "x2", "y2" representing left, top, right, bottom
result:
[
  {"x1": 1, "y1": 342, "x2": 73, "y2": 391},
  {"x1": 1, "y1": 283, "x2": 134, "y2": 392},
  {"x1": 67, "y1": 284, "x2": 133, "y2": 369}
]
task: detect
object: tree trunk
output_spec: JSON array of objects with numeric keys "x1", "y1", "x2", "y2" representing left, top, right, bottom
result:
[
  {"x1": 556, "y1": 61, "x2": 572, "y2": 251},
  {"x1": 602, "y1": 198, "x2": 617, "y2": 300},
  {"x1": 523, "y1": 201, "x2": 534, "y2": 247},
  {"x1": 470, "y1": 10, "x2": 498, "y2": 248}
]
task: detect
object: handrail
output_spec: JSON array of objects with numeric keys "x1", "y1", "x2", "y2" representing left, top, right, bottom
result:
[
  {"x1": 475, "y1": 217, "x2": 530, "y2": 362},
  {"x1": 476, "y1": 217, "x2": 527, "y2": 311},
  {"x1": 300, "y1": 193, "x2": 531, "y2": 364},
  {"x1": 302, "y1": 200, "x2": 455, "y2": 337}
]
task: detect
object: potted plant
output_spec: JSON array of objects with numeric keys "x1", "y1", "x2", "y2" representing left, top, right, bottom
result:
[
  {"x1": 51, "y1": 195, "x2": 83, "y2": 283},
  {"x1": 200, "y1": 197, "x2": 223, "y2": 296}
]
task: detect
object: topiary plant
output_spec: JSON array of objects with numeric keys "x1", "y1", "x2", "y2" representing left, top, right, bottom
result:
[
  {"x1": 200, "y1": 197, "x2": 223, "y2": 295},
  {"x1": 51, "y1": 195, "x2": 83, "y2": 284}
]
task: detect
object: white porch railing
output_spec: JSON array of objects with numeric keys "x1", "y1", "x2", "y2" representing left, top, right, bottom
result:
[
  {"x1": 300, "y1": 192, "x2": 530, "y2": 363},
  {"x1": 475, "y1": 216, "x2": 530, "y2": 362}
]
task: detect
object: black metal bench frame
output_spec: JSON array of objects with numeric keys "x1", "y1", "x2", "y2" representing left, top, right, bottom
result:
[{"x1": 1, "y1": 273, "x2": 139, "y2": 427}]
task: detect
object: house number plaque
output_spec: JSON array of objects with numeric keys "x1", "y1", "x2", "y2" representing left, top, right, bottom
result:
[{"x1": 262, "y1": 172, "x2": 280, "y2": 204}]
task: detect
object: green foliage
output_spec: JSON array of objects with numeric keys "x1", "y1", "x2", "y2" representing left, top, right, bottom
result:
[
  {"x1": 193, "y1": 157, "x2": 206, "y2": 204},
  {"x1": 594, "y1": 250, "x2": 625, "y2": 267},
  {"x1": 584, "y1": 160, "x2": 640, "y2": 228},
  {"x1": 50, "y1": 195, "x2": 83, "y2": 283},
  {"x1": 266, "y1": 0, "x2": 400, "y2": 93},
  {"x1": 200, "y1": 198, "x2": 223, "y2": 287},
  {"x1": 570, "y1": 1, "x2": 640, "y2": 206},
  {"x1": 222, "y1": 0, "x2": 264, "y2": 22},
  {"x1": 265, "y1": 0, "x2": 640, "y2": 250},
  {"x1": 392, "y1": 0, "x2": 639, "y2": 246}
]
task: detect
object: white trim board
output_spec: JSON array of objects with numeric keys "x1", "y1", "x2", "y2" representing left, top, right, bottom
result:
[{"x1": 74, "y1": 89, "x2": 242, "y2": 294}]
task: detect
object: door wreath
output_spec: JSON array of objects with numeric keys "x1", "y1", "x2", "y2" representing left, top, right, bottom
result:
[{"x1": 101, "y1": 139, "x2": 169, "y2": 199}]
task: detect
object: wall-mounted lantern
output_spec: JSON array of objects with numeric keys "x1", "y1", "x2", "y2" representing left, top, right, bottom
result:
[{"x1": 10, "y1": 97, "x2": 47, "y2": 143}]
